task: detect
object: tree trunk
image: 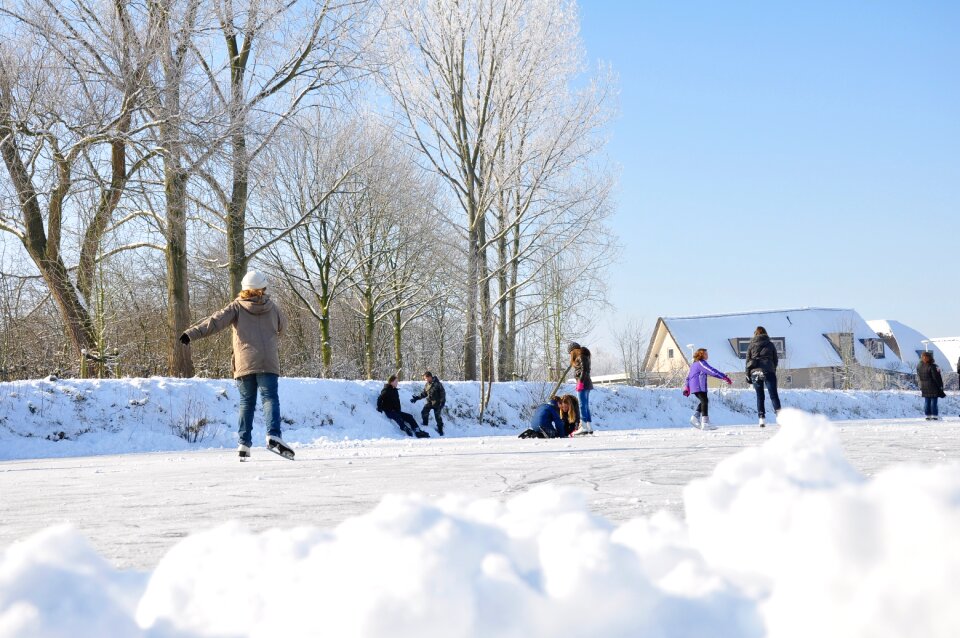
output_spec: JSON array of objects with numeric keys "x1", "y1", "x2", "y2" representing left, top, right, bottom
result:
[
  {"x1": 393, "y1": 306, "x2": 403, "y2": 379},
  {"x1": 463, "y1": 219, "x2": 479, "y2": 380},
  {"x1": 225, "y1": 30, "x2": 252, "y2": 296},
  {"x1": 77, "y1": 110, "x2": 131, "y2": 303},
  {"x1": 364, "y1": 287, "x2": 375, "y2": 380},
  {"x1": 319, "y1": 310, "x2": 332, "y2": 377},
  {"x1": 165, "y1": 167, "x2": 194, "y2": 377},
  {"x1": 227, "y1": 125, "x2": 249, "y2": 295}
]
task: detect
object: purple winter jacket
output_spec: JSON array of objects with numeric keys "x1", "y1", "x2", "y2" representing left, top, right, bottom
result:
[{"x1": 685, "y1": 360, "x2": 728, "y2": 394}]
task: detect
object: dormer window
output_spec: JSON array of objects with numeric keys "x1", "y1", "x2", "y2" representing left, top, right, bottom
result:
[
  {"x1": 859, "y1": 338, "x2": 885, "y2": 359},
  {"x1": 729, "y1": 337, "x2": 786, "y2": 359}
]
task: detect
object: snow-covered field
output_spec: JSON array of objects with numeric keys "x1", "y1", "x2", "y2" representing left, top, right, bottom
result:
[
  {"x1": 1, "y1": 378, "x2": 960, "y2": 637},
  {"x1": 1, "y1": 376, "x2": 956, "y2": 460}
]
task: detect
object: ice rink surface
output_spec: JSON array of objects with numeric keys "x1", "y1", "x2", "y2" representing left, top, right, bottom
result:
[{"x1": 2, "y1": 417, "x2": 957, "y2": 570}]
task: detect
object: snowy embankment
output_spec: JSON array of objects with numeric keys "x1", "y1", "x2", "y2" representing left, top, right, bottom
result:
[
  {"x1": 2, "y1": 410, "x2": 959, "y2": 637},
  {"x1": 0, "y1": 376, "x2": 955, "y2": 461}
]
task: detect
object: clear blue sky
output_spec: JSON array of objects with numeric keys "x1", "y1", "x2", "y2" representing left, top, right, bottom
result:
[{"x1": 579, "y1": 1, "x2": 960, "y2": 342}]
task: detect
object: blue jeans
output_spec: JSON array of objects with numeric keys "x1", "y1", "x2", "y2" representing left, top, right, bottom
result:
[
  {"x1": 924, "y1": 397, "x2": 939, "y2": 416},
  {"x1": 236, "y1": 373, "x2": 282, "y2": 446},
  {"x1": 578, "y1": 388, "x2": 592, "y2": 422},
  {"x1": 753, "y1": 371, "x2": 781, "y2": 418}
]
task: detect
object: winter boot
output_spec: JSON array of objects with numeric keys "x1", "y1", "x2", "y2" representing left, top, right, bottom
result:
[
  {"x1": 690, "y1": 413, "x2": 701, "y2": 428},
  {"x1": 758, "y1": 416, "x2": 766, "y2": 427},
  {"x1": 238, "y1": 444, "x2": 251, "y2": 461},
  {"x1": 414, "y1": 428, "x2": 431, "y2": 438}
]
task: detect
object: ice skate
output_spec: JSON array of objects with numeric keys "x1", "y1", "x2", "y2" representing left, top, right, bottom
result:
[
  {"x1": 266, "y1": 435, "x2": 295, "y2": 460},
  {"x1": 571, "y1": 421, "x2": 594, "y2": 436}
]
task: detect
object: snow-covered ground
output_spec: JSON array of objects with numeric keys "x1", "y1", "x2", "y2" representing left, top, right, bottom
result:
[
  {"x1": 1, "y1": 376, "x2": 956, "y2": 460},
  {"x1": 2, "y1": 379, "x2": 960, "y2": 637}
]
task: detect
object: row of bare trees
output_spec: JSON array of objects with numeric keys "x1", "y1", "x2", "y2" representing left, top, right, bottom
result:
[{"x1": 0, "y1": 0, "x2": 618, "y2": 391}]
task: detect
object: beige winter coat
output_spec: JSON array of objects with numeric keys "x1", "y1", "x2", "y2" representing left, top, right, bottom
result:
[{"x1": 184, "y1": 294, "x2": 288, "y2": 378}]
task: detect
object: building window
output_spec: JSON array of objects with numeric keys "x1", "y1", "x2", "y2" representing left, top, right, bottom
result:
[
  {"x1": 729, "y1": 337, "x2": 786, "y2": 359},
  {"x1": 859, "y1": 338, "x2": 885, "y2": 359},
  {"x1": 823, "y1": 332, "x2": 855, "y2": 360},
  {"x1": 667, "y1": 349, "x2": 674, "y2": 359}
]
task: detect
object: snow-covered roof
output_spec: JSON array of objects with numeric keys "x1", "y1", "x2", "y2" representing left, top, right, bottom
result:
[
  {"x1": 867, "y1": 320, "x2": 952, "y2": 370},
  {"x1": 658, "y1": 308, "x2": 910, "y2": 373},
  {"x1": 928, "y1": 337, "x2": 960, "y2": 370}
]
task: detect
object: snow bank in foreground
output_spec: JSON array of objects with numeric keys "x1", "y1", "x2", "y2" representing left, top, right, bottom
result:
[
  {"x1": 1, "y1": 376, "x2": 956, "y2": 460},
  {"x1": 3, "y1": 410, "x2": 960, "y2": 637}
]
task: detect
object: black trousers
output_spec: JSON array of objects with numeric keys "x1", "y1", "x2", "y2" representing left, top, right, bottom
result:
[
  {"x1": 421, "y1": 402, "x2": 444, "y2": 429},
  {"x1": 694, "y1": 391, "x2": 709, "y2": 417},
  {"x1": 385, "y1": 410, "x2": 419, "y2": 434}
]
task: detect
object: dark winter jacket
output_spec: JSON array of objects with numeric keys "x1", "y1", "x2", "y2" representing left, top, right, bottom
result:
[
  {"x1": 377, "y1": 384, "x2": 401, "y2": 413},
  {"x1": 532, "y1": 401, "x2": 566, "y2": 438},
  {"x1": 571, "y1": 347, "x2": 593, "y2": 390},
  {"x1": 917, "y1": 361, "x2": 944, "y2": 398},
  {"x1": 413, "y1": 377, "x2": 446, "y2": 406},
  {"x1": 746, "y1": 335, "x2": 778, "y2": 376}
]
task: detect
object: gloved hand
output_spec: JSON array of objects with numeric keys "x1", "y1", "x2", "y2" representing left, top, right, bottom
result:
[
  {"x1": 576, "y1": 380, "x2": 584, "y2": 392},
  {"x1": 724, "y1": 377, "x2": 732, "y2": 385},
  {"x1": 745, "y1": 376, "x2": 752, "y2": 385},
  {"x1": 682, "y1": 387, "x2": 690, "y2": 397},
  {"x1": 410, "y1": 397, "x2": 417, "y2": 403},
  {"x1": 179, "y1": 333, "x2": 190, "y2": 345}
]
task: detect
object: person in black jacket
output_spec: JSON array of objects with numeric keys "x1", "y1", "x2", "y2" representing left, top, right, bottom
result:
[
  {"x1": 411, "y1": 371, "x2": 446, "y2": 435},
  {"x1": 917, "y1": 352, "x2": 945, "y2": 421},
  {"x1": 745, "y1": 326, "x2": 781, "y2": 426},
  {"x1": 377, "y1": 375, "x2": 429, "y2": 437}
]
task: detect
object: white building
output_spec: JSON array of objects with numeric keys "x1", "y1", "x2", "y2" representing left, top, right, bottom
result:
[
  {"x1": 928, "y1": 337, "x2": 960, "y2": 372},
  {"x1": 644, "y1": 308, "x2": 911, "y2": 388},
  {"x1": 867, "y1": 319, "x2": 952, "y2": 370}
]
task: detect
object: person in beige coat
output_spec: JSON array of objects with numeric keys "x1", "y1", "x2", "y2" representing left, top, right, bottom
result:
[{"x1": 180, "y1": 270, "x2": 292, "y2": 459}]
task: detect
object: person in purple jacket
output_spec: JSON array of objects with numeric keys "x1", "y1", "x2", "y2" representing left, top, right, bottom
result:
[{"x1": 683, "y1": 348, "x2": 732, "y2": 430}]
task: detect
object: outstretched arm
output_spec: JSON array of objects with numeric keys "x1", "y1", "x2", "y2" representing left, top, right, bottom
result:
[{"x1": 183, "y1": 303, "x2": 238, "y2": 342}]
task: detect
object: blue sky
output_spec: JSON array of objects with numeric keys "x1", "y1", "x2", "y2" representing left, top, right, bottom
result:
[{"x1": 578, "y1": 1, "x2": 960, "y2": 341}]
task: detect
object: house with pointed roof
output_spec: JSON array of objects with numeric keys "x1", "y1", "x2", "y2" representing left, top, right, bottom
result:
[
  {"x1": 643, "y1": 308, "x2": 911, "y2": 389},
  {"x1": 867, "y1": 319, "x2": 952, "y2": 370}
]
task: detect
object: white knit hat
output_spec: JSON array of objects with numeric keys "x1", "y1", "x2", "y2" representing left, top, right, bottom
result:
[{"x1": 241, "y1": 270, "x2": 268, "y2": 291}]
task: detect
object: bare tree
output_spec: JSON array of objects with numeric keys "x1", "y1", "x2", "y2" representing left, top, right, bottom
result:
[
  {"x1": 260, "y1": 113, "x2": 365, "y2": 376},
  {"x1": 194, "y1": 0, "x2": 375, "y2": 295},
  {"x1": 382, "y1": 0, "x2": 617, "y2": 396},
  {"x1": 0, "y1": 0, "x2": 157, "y2": 362},
  {"x1": 611, "y1": 318, "x2": 649, "y2": 382}
]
